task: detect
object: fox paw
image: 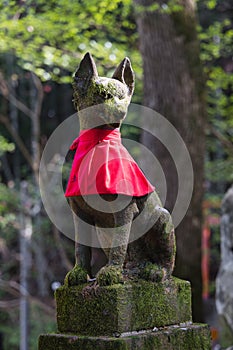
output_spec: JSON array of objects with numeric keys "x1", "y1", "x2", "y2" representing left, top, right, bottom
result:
[
  {"x1": 64, "y1": 264, "x2": 88, "y2": 286},
  {"x1": 96, "y1": 265, "x2": 123, "y2": 286}
]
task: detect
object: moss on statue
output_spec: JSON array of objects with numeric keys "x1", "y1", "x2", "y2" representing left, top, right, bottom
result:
[
  {"x1": 139, "y1": 262, "x2": 166, "y2": 282},
  {"x1": 38, "y1": 324, "x2": 211, "y2": 350},
  {"x1": 96, "y1": 265, "x2": 123, "y2": 286},
  {"x1": 64, "y1": 264, "x2": 87, "y2": 286},
  {"x1": 55, "y1": 277, "x2": 192, "y2": 337}
]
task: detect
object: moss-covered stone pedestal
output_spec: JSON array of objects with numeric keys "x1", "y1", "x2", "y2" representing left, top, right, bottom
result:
[{"x1": 38, "y1": 277, "x2": 211, "y2": 349}]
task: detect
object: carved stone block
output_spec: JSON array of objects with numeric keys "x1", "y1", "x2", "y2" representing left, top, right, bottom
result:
[
  {"x1": 38, "y1": 323, "x2": 211, "y2": 350},
  {"x1": 56, "y1": 277, "x2": 192, "y2": 336}
]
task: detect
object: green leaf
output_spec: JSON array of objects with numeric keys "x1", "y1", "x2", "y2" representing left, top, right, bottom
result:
[{"x1": 0, "y1": 136, "x2": 15, "y2": 156}]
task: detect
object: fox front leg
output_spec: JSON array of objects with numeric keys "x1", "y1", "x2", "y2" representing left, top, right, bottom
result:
[
  {"x1": 65, "y1": 214, "x2": 92, "y2": 286},
  {"x1": 96, "y1": 210, "x2": 135, "y2": 286}
]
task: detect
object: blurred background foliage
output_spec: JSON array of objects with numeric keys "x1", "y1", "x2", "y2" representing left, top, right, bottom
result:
[{"x1": 0, "y1": 0, "x2": 232, "y2": 349}]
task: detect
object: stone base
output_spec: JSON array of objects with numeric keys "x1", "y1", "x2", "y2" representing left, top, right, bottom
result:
[
  {"x1": 38, "y1": 323, "x2": 211, "y2": 350},
  {"x1": 56, "y1": 277, "x2": 192, "y2": 336}
]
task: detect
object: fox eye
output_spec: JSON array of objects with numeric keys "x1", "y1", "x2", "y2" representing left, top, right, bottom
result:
[
  {"x1": 99, "y1": 91, "x2": 112, "y2": 99},
  {"x1": 105, "y1": 93, "x2": 112, "y2": 99}
]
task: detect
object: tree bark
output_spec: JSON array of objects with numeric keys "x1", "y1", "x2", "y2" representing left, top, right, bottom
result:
[{"x1": 134, "y1": 0, "x2": 206, "y2": 321}]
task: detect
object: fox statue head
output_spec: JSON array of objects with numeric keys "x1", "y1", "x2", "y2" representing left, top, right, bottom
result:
[{"x1": 72, "y1": 52, "x2": 135, "y2": 129}]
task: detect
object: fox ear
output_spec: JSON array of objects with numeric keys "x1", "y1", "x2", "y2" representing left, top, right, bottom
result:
[
  {"x1": 73, "y1": 52, "x2": 98, "y2": 94},
  {"x1": 112, "y1": 57, "x2": 135, "y2": 95}
]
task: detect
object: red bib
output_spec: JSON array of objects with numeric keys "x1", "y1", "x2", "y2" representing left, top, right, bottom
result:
[{"x1": 65, "y1": 128, "x2": 155, "y2": 197}]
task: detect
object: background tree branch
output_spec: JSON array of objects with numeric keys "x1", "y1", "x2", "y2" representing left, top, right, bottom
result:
[{"x1": 0, "y1": 113, "x2": 34, "y2": 171}]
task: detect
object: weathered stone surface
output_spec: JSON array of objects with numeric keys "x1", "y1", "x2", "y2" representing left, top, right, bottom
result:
[
  {"x1": 56, "y1": 277, "x2": 192, "y2": 336},
  {"x1": 216, "y1": 185, "x2": 233, "y2": 348},
  {"x1": 38, "y1": 323, "x2": 211, "y2": 350}
]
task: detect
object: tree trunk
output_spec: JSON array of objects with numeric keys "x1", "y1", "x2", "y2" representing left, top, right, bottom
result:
[{"x1": 134, "y1": 0, "x2": 206, "y2": 321}]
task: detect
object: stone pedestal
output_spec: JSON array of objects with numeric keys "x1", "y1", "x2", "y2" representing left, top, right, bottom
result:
[
  {"x1": 39, "y1": 323, "x2": 210, "y2": 350},
  {"x1": 56, "y1": 278, "x2": 191, "y2": 336},
  {"x1": 38, "y1": 277, "x2": 211, "y2": 349}
]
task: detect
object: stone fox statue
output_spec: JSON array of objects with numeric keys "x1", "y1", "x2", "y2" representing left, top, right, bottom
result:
[{"x1": 65, "y1": 52, "x2": 176, "y2": 286}]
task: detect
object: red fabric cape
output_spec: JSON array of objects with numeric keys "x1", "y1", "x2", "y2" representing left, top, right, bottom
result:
[{"x1": 65, "y1": 128, "x2": 155, "y2": 197}]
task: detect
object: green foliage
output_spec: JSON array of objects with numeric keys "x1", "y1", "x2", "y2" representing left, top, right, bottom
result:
[
  {"x1": 198, "y1": 0, "x2": 233, "y2": 189},
  {"x1": 206, "y1": 0, "x2": 218, "y2": 10},
  {"x1": 0, "y1": 135, "x2": 15, "y2": 156},
  {"x1": 0, "y1": 183, "x2": 19, "y2": 233},
  {"x1": 0, "y1": 0, "x2": 138, "y2": 82},
  {"x1": 0, "y1": 184, "x2": 20, "y2": 291},
  {"x1": 134, "y1": 0, "x2": 183, "y2": 15}
]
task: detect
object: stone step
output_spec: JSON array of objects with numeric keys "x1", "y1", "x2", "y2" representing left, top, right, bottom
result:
[
  {"x1": 56, "y1": 277, "x2": 192, "y2": 336},
  {"x1": 38, "y1": 323, "x2": 211, "y2": 350}
]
